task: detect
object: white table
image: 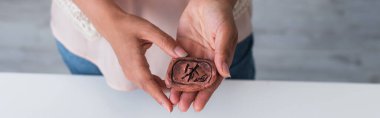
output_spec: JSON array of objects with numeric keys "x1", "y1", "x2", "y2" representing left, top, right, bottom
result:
[{"x1": 0, "y1": 73, "x2": 379, "y2": 118}]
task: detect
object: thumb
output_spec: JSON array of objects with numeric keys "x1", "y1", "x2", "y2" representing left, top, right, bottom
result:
[
  {"x1": 214, "y1": 22, "x2": 238, "y2": 78},
  {"x1": 141, "y1": 25, "x2": 188, "y2": 58}
]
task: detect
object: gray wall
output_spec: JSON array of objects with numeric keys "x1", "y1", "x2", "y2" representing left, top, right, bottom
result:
[
  {"x1": 0, "y1": 0, "x2": 379, "y2": 83},
  {"x1": 0, "y1": 0, "x2": 67, "y2": 73},
  {"x1": 253, "y1": 0, "x2": 380, "y2": 83}
]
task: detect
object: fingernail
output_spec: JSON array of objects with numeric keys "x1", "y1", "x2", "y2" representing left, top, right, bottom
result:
[
  {"x1": 223, "y1": 62, "x2": 231, "y2": 78},
  {"x1": 194, "y1": 106, "x2": 203, "y2": 112},
  {"x1": 174, "y1": 46, "x2": 188, "y2": 57},
  {"x1": 164, "y1": 103, "x2": 172, "y2": 112},
  {"x1": 160, "y1": 101, "x2": 172, "y2": 112},
  {"x1": 179, "y1": 102, "x2": 188, "y2": 112},
  {"x1": 180, "y1": 107, "x2": 188, "y2": 112}
]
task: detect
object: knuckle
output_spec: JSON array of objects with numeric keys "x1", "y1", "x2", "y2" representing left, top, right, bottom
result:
[
  {"x1": 138, "y1": 77, "x2": 154, "y2": 90},
  {"x1": 158, "y1": 37, "x2": 171, "y2": 48},
  {"x1": 137, "y1": 79, "x2": 149, "y2": 90},
  {"x1": 137, "y1": 23, "x2": 156, "y2": 38},
  {"x1": 125, "y1": 73, "x2": 153, "y2": 90}
]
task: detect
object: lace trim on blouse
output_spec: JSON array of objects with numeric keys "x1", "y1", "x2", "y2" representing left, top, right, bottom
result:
[{"x1": 55, "y1": 0, "x2": 249, "y2": 41}]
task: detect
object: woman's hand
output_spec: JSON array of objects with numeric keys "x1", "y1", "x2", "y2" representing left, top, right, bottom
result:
[
  {"x1": 170, "y1": 0, "x2": 238, "y2": 112},
  {"x1": 74, "y1": 0, "x2": 188, "y2": 112},
  {"x1": 106, "y1": 14, "x2": 189, "y2": 113}
]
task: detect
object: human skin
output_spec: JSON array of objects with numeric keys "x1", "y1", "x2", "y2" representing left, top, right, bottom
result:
[
  {"x1": 170, "y1": 0, "x2": 238, "y2": 112},
  {"x1": 73, "y1": 0, "x2": 188, "y2": 112},
  {"x1": 73, "y1": 0, "x2": 237, "y2": 112}
]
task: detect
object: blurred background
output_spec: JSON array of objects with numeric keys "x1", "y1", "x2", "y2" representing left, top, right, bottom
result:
[{"x1": 0, "y1": 0, "x2": 379, "y2": 83}]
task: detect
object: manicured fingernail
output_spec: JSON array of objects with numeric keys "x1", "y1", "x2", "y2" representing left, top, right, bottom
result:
[
  {"x1": 174, "y1": 46, "x2": 188, "y2": 57},
  {"x1": 160, "y1": 101, "x2": 172, "y2": 112},
  {"x1": 223, "y1": 62, "x2": 231, "y2": 78},
  {"x1": 180, "y1": 107, "x2": 188, "y2": 112},
  {"x1": 194, "y1": 106, "x2": 203, "y2": 112},
  {"x1": 179, "y1": 102, "x2": 188, "y2": 112},
  {"x1": 164, "y1": 103, "x2": 172, "y2": 112}
]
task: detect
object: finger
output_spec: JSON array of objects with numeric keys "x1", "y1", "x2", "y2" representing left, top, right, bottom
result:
[
  {"x1": 152, "y1": 75, "x2": 169, "y2": 93},
  {"x1": 178, "y1": 92, "x2": 198, "y2": 112},
  {"x1": 140, "y1": 24, "x2": 188, "y2": 58},
  {"x1": 139, "y1": 75, "x2": 173, "y2": 112},
  {"x1": 118, "y1": 50, "x2": 173, "y2": 112},
  {"x1": 193, "y1": 76, "x2": 224, "y2": 112},
  {"x1": 214, "y1": 21, "x2": 238, "y2": 78},
  {"x1": 169, "y1": 89, "x2": 182, "y2": 105}
]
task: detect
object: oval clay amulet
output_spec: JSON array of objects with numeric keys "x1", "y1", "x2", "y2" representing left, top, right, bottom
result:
[{"x1": 166, "y1": 57, "x2": 217, "y2": 92}]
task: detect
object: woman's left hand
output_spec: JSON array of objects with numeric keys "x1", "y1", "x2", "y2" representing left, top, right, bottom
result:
[{"x1": 170, "y1": 0, "x2": 238, "y2": 112}]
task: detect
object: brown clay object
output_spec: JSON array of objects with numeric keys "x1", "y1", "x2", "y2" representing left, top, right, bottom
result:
[{"x1": 166, "y1": 57, "x2": 217, "y2": 92}]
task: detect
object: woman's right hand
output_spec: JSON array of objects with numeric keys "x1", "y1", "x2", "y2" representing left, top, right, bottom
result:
[
  {"x1": 74, "y1": 0, "x2": 188, "y2": 112},
  {"x1": 106, "y1": 14, "x2": 189, "y2": 113}
]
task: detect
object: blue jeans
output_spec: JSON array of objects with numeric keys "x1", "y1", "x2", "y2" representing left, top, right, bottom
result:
[{"x1": 57, "y1": 34, "x2": 255, "y2": 80}]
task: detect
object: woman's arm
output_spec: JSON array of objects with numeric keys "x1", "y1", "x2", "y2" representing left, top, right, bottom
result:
[{"x1": 73, "y1": 0, "x2": 126, "y2": 42}]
